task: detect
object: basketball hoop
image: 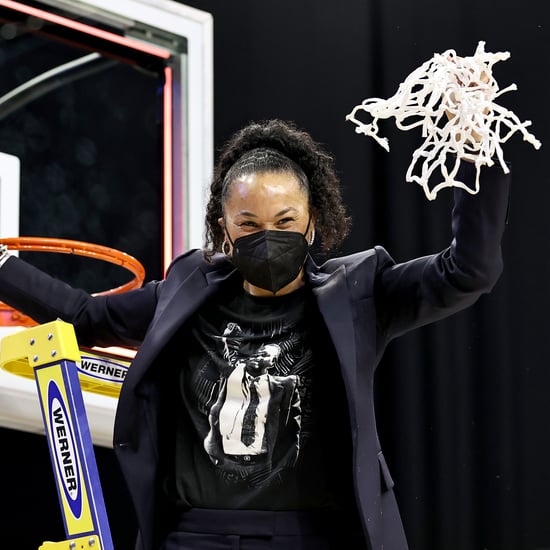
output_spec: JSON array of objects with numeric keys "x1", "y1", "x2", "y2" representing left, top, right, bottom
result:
[{"x1": 0, "y1": 237, "x2": 146, "y2": 327}]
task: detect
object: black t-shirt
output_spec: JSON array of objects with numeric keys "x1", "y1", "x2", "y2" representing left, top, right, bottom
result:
[{"x1": 170, "y1": 282, "x2": 355, "y2": 511}]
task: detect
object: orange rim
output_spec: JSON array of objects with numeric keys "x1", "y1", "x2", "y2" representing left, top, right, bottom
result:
[{"x1": 0, "y1": 237, "x2": 146, "y2": 327}]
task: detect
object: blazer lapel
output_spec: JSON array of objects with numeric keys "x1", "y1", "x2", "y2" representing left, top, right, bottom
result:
[
  {"x1": 308, "y1": 260, "x2": 358, "y2": 400},
  {"x1": 126, "y1": 263, "x2": 237, "y2": 393},
  {"x1": 151, "y1": 264, "x2": 235, "y2": 332}
]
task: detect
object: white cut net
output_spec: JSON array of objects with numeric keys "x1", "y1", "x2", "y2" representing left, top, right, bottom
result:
[{"x1": 346, "y1": 41, "x2": 541, "y2": 200}]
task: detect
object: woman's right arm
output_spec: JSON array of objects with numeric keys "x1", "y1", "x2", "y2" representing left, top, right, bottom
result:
[{"x1": 0, "y1": 253, "x2": 158, "y2": 348}]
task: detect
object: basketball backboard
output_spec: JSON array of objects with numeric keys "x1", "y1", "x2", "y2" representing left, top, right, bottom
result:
[{"x1": 0, "y1": 0, "x2": 213, "y2": 446}]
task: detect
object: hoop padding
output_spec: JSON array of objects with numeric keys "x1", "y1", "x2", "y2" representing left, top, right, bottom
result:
[{"x1": 0, "y1": 237, "x2": 146, "y2": 327}]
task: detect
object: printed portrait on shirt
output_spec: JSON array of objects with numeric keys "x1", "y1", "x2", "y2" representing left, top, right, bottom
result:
[{"x1": 203, "y1": 322, "x2": 307, "y2": 484}]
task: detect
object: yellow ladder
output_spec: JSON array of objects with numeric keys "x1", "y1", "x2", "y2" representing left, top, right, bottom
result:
[{"x1": 0, "y1": 320, "x2": 114, "y2": 550}]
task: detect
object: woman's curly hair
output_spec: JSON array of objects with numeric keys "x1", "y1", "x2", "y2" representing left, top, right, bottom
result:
[{"x1": 204, "y1": 119, "x2": 351, "y2": 260}]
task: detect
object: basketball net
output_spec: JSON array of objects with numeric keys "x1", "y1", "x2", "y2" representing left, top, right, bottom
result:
[
  {"x1": 346, "y1": 41, "x2": 542, "y2": 200},
  {"x1": 0, "y1": 237, "x2": 146, "y2": 327}
]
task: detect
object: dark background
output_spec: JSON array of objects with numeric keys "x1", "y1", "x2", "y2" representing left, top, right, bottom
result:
[{"x1": 0, "y1": 1, "x2": 549, "y2": 549}]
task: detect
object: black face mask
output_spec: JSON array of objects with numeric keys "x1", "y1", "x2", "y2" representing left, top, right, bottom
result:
[{"x1": 227, "y1": 224, "x2": 310, "y2": 293}]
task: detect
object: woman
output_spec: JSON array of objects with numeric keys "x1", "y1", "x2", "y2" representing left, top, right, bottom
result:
[{"x1": 0, "y1": 118, "x2": 510, "y2": 549}]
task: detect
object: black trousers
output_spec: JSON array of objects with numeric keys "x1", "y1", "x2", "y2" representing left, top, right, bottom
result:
[{"x1": 160, "y1": 508, "x2": 367, "y2": 550}]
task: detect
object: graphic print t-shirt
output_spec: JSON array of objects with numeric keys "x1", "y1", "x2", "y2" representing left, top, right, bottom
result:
[{"x1": 172, "y1": 283, "x2": 354, "y2": 510}]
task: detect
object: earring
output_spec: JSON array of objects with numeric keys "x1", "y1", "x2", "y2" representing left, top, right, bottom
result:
[
  {"x1": 222, "y1": 240, "x2": 231, "y2": 256},
  {"x1": 309, "y1": 228, "x2": 315, "y2": 247}
]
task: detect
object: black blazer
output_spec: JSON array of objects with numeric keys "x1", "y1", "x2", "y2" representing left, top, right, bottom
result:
[{"x1": 0, "y1": 162, "x2": 511, "y2": 550}]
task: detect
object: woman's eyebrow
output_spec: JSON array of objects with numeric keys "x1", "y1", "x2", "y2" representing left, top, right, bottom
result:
[{"x1": 236, "y1": 206, "x2": 298, "y2": 218}]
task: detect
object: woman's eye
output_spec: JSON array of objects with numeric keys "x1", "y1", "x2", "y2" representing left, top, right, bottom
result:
[{"x1": 277, "y1": 217, "x2": 294, "y2": 225}]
